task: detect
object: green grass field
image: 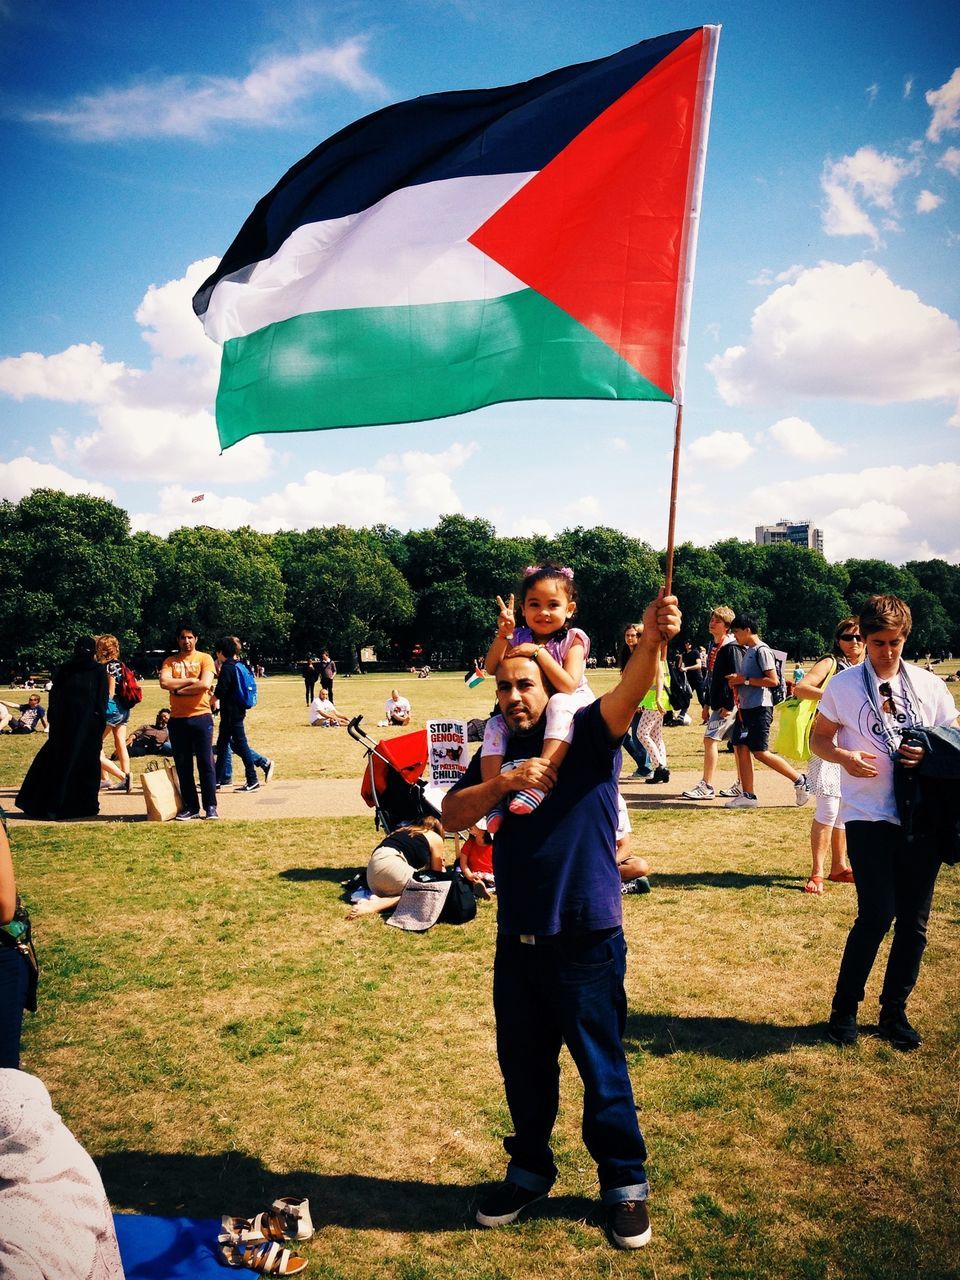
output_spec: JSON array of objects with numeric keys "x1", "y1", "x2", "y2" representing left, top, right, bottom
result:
[{"x1": 4, "y1": 671, "x2": 959, "y2": 1279}]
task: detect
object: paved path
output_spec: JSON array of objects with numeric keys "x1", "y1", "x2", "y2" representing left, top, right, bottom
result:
[{"x1": 2, "y1": 766, "x2": 810, "y2": 825}]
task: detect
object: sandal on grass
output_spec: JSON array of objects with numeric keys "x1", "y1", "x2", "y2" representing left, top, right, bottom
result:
[
  {"x1": 218, "y1": 1240, "x2": 251, "y2": 1268},
  {"x1": 221, "y1": 1198, "x2": 314, "y2": 1245},
  {"x1": 243, "y1": 1241, "x2": 308, "y2": 1276},
  {"x1": 803, "y1": 876, "x2": 824, "y2": 895},
  {"x1": 828, "y1": 868, "x2": 855, "y2": 883}
]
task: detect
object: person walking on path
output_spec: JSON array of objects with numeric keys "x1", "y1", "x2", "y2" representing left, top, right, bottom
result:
[
  {"x1": 813, "y1": 594, "x2": 959, "y2": 1050},
  {"x1": 213, "y1": 637, "x2": 262, "y2": 793},
  {"x1": 682, "y1": 607, "x2": 742, "y2": 801},
  {"x1": 724, "y1": 614, "x2": 809, "y2": 810},
  {"x1": 303, "y1": 659, "x2": 318, "y2": 705},
  {"x1": 159, "y1": 624, "x2": 218, "y2": 821},
  {"x1": 320, "y1": 651, "x2": 337, "y2": 702},
  {"x1": 442, "y1": 589, "x2": 681, "y2": 1251}
]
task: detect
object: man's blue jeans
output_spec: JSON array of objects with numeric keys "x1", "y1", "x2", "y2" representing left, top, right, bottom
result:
[
  {"x1": 622, "y1": 712, "x2": 651, "y2": 775},
  {"x1": 215, "y1": 712, "x2": 258, "y2": 787},
  {"x1": 168, "y1": 714, "x2": 217, "y2": 813},
  {"x1": 217, "y1": 737, "x2": 268, "y2": 785},
  {"x1": 833, "y1": 821, "x2": 942, "y2": 1015},
  {"x1": 492, "y1": 929, "x2": 649, "y2": 1204}
]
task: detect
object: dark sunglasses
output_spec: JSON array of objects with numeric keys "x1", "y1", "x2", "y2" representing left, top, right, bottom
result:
[
  {"x1": 878, "y1": 681, "x2": 907, "y2": 722},
  {"x1": 838, "y1": 633, "x2": 862, "y2": 642}
]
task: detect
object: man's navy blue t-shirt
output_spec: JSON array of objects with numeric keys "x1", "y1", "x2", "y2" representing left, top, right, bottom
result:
[{"x1": 450, "y1": 700, "x2": 623, "y2": 936}]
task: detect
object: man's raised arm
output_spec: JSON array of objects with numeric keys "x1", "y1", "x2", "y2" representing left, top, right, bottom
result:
[{"x1": 600, "y1": 592, "x2": 681, "y2": 740}]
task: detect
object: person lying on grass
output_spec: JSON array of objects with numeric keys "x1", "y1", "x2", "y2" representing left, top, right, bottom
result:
[{"x1": 346, "y1": 817, "x2": 446, "y2": 919}]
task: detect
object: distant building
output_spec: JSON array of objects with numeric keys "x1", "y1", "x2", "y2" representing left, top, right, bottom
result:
[{"x1": 755, "y1": 519, "x2": 824, "y2": 556}]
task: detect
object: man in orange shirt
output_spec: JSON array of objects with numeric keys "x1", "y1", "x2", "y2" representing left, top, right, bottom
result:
[{"x1": 159, "y1": 624, "x2": 218, "y2": 820}]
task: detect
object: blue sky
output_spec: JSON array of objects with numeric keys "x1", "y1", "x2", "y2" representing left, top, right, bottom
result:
[{"x1": 1, "y1": 0, "x2": 958, "y2": 565}]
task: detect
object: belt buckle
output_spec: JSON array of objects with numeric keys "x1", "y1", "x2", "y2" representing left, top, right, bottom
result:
[{"x1": 519, "y1": 933, "x2": 536, "y2": 946}]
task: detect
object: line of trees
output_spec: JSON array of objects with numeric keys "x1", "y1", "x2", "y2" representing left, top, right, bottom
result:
[{"x1": 3, "y1": 489, "x2": 959, "y2": 673}]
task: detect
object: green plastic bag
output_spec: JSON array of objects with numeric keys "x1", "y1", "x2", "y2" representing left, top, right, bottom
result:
[{"x1": 775, "y1": 696, "x2": 818, "y2": 760}]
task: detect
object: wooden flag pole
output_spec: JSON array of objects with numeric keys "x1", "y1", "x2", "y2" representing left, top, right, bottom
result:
[
  {"x1": 663, "y1": 400, "x2": 684, "y2": 597},
  {"x1": 654, "y1": 400, "x2": 684, "y2": 698}
]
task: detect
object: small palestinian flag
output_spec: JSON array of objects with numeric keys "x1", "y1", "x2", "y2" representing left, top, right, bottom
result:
[{"x1": 194, "y1": 27, "x2": 719, "y2": 447}]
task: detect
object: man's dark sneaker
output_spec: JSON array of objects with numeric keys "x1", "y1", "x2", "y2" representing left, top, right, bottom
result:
[
  {"x1": 174, "y1": 809, "x2": 200, "y2": 822},
  {"x1": 877, "y1": 1009, "x2": 922, "y2": 1050},
  {"x1": 204, "y1": 807, "x2": 219, "y2": 820},
  {"x1": 263, "y1": 759, "x2": 276, "y2": 784},
  {"x1": 610, "y1": 1199, "x2": 652, "y2": 1249},
  {"x1": 475, "y1": 1182, "x2": 548, "y2": 1227},
  {"x1": 235, "y1": 780, "x2": 260, "y2": 792},
  {"x1": 826, "y1": 1011, "x2": 858, "y2": 1047}
]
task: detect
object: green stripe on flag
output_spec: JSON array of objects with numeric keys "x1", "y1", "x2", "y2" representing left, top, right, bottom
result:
[{"x1": 215, "y1": 288, "x2": 670, "y2": 446}]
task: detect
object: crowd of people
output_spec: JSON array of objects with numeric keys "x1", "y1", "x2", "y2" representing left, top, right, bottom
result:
[{"x1": 2, "y1": 567, "x2": 958, "y2": 1262}]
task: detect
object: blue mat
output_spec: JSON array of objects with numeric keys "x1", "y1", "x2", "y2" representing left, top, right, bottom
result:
[{"x1": 113, "y1": 1215, "x2": 223, "y2": 1279}]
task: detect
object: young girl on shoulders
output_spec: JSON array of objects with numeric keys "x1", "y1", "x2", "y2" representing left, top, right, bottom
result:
[{"x1": 481, "y1": 564, "x2": 594, "y2": 829}]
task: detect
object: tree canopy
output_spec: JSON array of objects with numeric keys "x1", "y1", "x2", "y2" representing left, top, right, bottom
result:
[{"x1": 1, "y1": 489, "x2": 957, "y2": 671}]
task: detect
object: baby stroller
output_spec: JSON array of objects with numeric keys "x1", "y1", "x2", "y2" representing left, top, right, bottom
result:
[{"x1": 347, "y1": 714, "x2": 442, "y2": 834}]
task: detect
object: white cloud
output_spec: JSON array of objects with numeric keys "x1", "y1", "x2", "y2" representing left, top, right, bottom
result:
[
  {"x1": 749, "y1": 264, "x2": 805, "y2": 288},
  {"x1": 866, "y1": 83, "x2": 879, "y2": 106},
  {"x1": 708, "y1": 261, "x2": 960, "y2": 416},
  {"x1": 939, "y1": 146, "x2": 960, "y2": 177},
  {"x1": 820, "y1": 147, "x2": 915, "y2": 243},
  {"x1": 916, "y1": 189, "x2": 944, "y2": 213},
  {"x1": 0, "y1": 456, "x2": 115, "y2": 503},
  {"x1": 926, "y1": 66, "x2": 960, "y2": 143},
  {"x1": 687, "y1": 431, "x2": 754, "y2": 470},
  {"x1": 377, "y1": 442, "x2": 478, "y2": 515},
  {"x1": 71, "y1": 404, "x2": 275, "y2": 483},
  {"x1": 753, "y1": 462, "x2": 960, "y2": 564},
  {"x1": 136, "y1": 258, "x2": 221, "y2": 362},
  {"x1": 130, "y1": 443, "x2": 477, "y2": 536},
  {"x1": 23, "y1": 40, "x2": 386, "y2": 141},
  {"x1": 904, "y1": 77, "x2": 914, "y2": 100},
  {"x1": 607, "y1": 436, "x2": 629, "y2": 452},
  {"x1": 766, "y1": 417, "x2": 845, "y2": 461},
  {"x1": 0, "y1": 342, "x2": 128, "y2": 404}
]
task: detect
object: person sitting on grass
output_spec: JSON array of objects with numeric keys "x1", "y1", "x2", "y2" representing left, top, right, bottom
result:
[
  {"x1": 385, "y1": 689, "x2": 411, "y2": 725},
  {"x1": 1, "y1": 696, "x2": 48, "y2": 735},
  {"x1": 346, "y1": 818, "x2": 446, "y2": 919},
  {"x1": 124, "y1": 708, "x2": 173, "y2": 757},
  {"x1": 308, "y1": 694, "x2": 350, "y2": 727},
  {"x1": 616, "y1": 793, "x2": 651, "y2": 895}
]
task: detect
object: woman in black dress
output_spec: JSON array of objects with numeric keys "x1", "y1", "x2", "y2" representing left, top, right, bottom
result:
[{"x1": 16, "y1": 636, "x2": 107, "y2": 820}]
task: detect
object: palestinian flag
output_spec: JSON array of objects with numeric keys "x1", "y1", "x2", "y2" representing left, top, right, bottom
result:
[{"x1": 194, "y1": 27, "x2": 719, "y2": 448}]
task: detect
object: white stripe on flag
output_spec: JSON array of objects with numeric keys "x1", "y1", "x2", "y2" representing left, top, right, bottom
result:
[{"x1": 202, "y1": 172, "x2": 535, "y2": 344}]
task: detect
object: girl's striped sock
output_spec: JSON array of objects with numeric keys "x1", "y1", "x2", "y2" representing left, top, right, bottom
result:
[
  {"x1": 485, "y1": 804, "x2": 505, "y2": 835},
  {"x1": 509, "y1": 786, "x2": 546, "y2": 816}
]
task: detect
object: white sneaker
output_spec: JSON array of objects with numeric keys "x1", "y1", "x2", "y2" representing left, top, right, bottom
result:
[
  {"x1": 681, "y1": 780, "x2": 714, "y2": 799},
  {"x1": 725, "y1": 793, "x2": 758, "y2": 808},
  {"x1": 718, "y1": 780, "x2": 742, "y2": 798},
  {"x1": 794, "y1": 774, "x2": 810, "y2": 807}
]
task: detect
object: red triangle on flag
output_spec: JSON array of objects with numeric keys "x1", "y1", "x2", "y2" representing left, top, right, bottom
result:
[{"x1": 469, "y1": 29, "x2": 707, "y2": 399}]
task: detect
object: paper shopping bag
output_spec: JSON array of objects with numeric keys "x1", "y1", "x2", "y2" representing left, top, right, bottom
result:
[{"x1": 141, "y1": 761, "x2": 182, "y2": 822}]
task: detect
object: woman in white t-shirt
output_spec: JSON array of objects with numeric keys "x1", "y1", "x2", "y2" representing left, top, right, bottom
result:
[{"x1": 812, "y1": 594, "x2": 958, "y2": 1051}]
